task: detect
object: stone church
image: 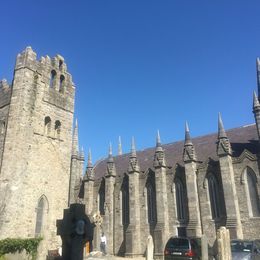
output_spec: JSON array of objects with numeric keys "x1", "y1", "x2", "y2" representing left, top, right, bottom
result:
[
  {"x1": 79, "y1": 65, "x2": 260, "y2": 256},
  {"x1": 0, "y1": 47, "x2": 259, "y2": 259}
]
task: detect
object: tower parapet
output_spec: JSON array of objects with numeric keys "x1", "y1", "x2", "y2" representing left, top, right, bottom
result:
[
  {"x1": 0, "y1": 79, "x2": 11, "y2": 108},
  {"x1": 14, "y1": 46, "x2": 75, "y2": 113}
]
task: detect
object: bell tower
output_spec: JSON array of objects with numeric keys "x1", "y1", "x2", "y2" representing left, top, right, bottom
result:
[{"x1": 0, "y1": 47, "x2": 76, "y2": 259}]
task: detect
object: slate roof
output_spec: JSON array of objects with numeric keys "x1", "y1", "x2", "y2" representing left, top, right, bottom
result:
[{"x1": 93, "y1": 124, "x2": 259, "y2": 180}]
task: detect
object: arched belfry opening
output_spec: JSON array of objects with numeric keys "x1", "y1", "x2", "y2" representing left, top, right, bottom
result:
[
  {"x1": 55, "y1": 120, "x2": 61, "y2": 139},
  {"x1": 59, "y1": 59, "x2": 63, "y2": 70},
  {"x1": 44, "y1": 116, "x2": 51, "y2": 135},
  {"x1": 50, "y1": 70, "x2": 57, "y2": 88},
  {"x1": 59, "y1": 75, "x2": 65, "y2": 93}
]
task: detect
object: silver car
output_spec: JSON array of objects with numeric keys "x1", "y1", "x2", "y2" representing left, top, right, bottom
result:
[{"x1": 231, "y1": 240, "x2": 260, "y2": 260}]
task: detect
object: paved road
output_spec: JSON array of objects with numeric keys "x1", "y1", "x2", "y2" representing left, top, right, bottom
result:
[
  {"x1": 85, "y1": 257, "x2": 145, "y2": 260},
  {"x1": 84, "y1": 253, "x2": 145, "y2": 260}
]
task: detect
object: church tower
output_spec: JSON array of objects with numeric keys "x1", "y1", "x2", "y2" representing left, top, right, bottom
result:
[{"x1": 0, "y1": 47, "x2": 75, "y2": 258}]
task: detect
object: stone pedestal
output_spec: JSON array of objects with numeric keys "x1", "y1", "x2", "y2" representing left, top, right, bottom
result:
[{"x1": 217, "y1": 226, "x2": 231, "y2": 260}]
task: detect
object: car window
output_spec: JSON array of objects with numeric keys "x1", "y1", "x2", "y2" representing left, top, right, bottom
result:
[
  {"x1": 191, "y1": 239, "x2": 200, "y2": 250},
  {"x1": 166, "y1": 238, "x2": 190, "y2": 250},
  {"x1": 231, "y1": 241, "x2": 253, "y2": 252},
  {"x1": 254, "y1": 240, "x2": 260, "y2": 250}
]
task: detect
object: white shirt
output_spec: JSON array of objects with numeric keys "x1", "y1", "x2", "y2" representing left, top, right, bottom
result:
[{"x1": 101, "y1": 235, "x2": 107, "y2": 244}]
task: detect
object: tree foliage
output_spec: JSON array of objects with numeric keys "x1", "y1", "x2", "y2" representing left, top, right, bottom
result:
[{"x1": 0, "y1": 237, "x2": 42, "y2": 260}]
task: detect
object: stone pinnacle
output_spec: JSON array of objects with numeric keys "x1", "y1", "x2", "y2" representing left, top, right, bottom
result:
[{"x1": 218, "y1": 113, "x2": 227, "y2": 139}]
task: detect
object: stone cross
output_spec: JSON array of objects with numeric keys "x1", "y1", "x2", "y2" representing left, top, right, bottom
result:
[{"x1": 57, "y1": 203, "x2": 94, "y2": 260}]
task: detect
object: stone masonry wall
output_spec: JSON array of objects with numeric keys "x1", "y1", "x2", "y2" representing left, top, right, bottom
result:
[
  {"x1": 233, "y1": 156, "x2": 260, "y2": 239},
  {"x1": 88, "y1": 149, "x2": 260, "y2": 257},
  {"x1": 0, "y1": 80, "x2": 11, "y2": 170},
  {"x1": 0, "y1": 47, "x2": 75, "y2": 260}
]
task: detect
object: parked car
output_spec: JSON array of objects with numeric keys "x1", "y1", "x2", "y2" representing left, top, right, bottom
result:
[
  {"x1": 231, "y1": 239, "x2": 260, "y2": 260},
  {"x1": 164, "y1": 236, "x2": 216, "y2": 260}
]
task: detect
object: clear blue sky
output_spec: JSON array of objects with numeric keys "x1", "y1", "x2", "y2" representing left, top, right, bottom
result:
[{"x1": 0, "y1": 0, "x2": 260, "y2": 164}]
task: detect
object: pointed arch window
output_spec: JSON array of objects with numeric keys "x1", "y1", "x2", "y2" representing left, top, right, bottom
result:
[
  {"x1": 175, "y1": 178, "x2": 186, "y2": 221},
  {"x1": 208, "y1": 174, "x2": 221, "y2": 219},
  {"x1": 35, "y1": 195, "x2": 48, "y2": 237},
  {"x1": 44, "y1": 116, "x2": 51, "y2": 135},
  {"x1": 146, "y1": 172, "x2": 157, "y2": 224},
  {"x1": 121, "y1": 174, "x2": 129, "y2": 225},
  {"x1": 55, "y1": 120, "x2": 61, "y2": 138},
  {"x1": 50, "y1": 70, "x2": 57, "y2": 88},
  {"x1": 244, "y1": 167, "x2": 260, "y2": 217},
  {"x1": 99, "y1": 178, "x2": 105, "y2": 215},
  {"x1": 59, "y1": 75, "x2": 65, "y2": 93}
]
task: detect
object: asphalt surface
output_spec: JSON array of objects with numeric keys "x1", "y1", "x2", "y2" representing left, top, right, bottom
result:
[{"x1": 84, "y1": 252, "x2": 145, "y2": 260}]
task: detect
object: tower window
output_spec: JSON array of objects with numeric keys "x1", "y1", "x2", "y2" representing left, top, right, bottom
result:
[
  {"x1": 50, "y1": 70, "x2": 57, "y2": 88},
  {"x1": 59, "y1": 75, "x2": 65, "y2": 93},
  {"x1": 44, "y1": 116, "x2": 51, "y2": 135},
  {"x1": 59, "y1": 60, "x2": 63, "y2": 70},
  {"x1": 55, "y1": 120, "x2": 61, "y2": 138}
]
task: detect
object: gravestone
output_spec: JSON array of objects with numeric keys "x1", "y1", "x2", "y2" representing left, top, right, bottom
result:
[
  {"x1": 57, "y1": 203, "x2": 94, "y2": 260},
  {"x1": 146, "y1": 235, "x2": 154, "y2": 260}
]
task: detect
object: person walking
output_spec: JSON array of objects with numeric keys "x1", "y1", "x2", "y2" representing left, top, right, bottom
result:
[{"x1": 100, "y1": 232, "x2": 107, "y2": 255}]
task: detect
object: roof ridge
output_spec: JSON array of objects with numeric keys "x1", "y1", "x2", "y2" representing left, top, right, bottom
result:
[{"x1": 93, "y1": 123, "x2": 256, "y2": 166}]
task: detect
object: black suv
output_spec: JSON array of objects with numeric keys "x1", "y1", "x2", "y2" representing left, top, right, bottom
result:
[{"x1": 164, "y1": 237, "x2": 215, "y2": 260}]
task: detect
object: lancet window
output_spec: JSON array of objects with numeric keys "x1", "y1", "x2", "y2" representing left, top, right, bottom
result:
[
  {"x1": 208, "y1": 174, "x2": 221, "y2": 219},
  {"x1": 175, "y1": 178, "x2": 186, "y2": 221},
  {"x1": 244, "y1": 167, "x2": 260, "y2": 217},
  {"x1": 146, "y1": 172, "x2": 157, "y2": 224},
  {"x1": 99, "y1": 178, "x2": 105, "y2": 215},
  {"x1": 121, "y1": 174, "x2": 129, "y2": 225},
  {"x1": 35, "y1": 195, "x2": 48, "y2": 237}
]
